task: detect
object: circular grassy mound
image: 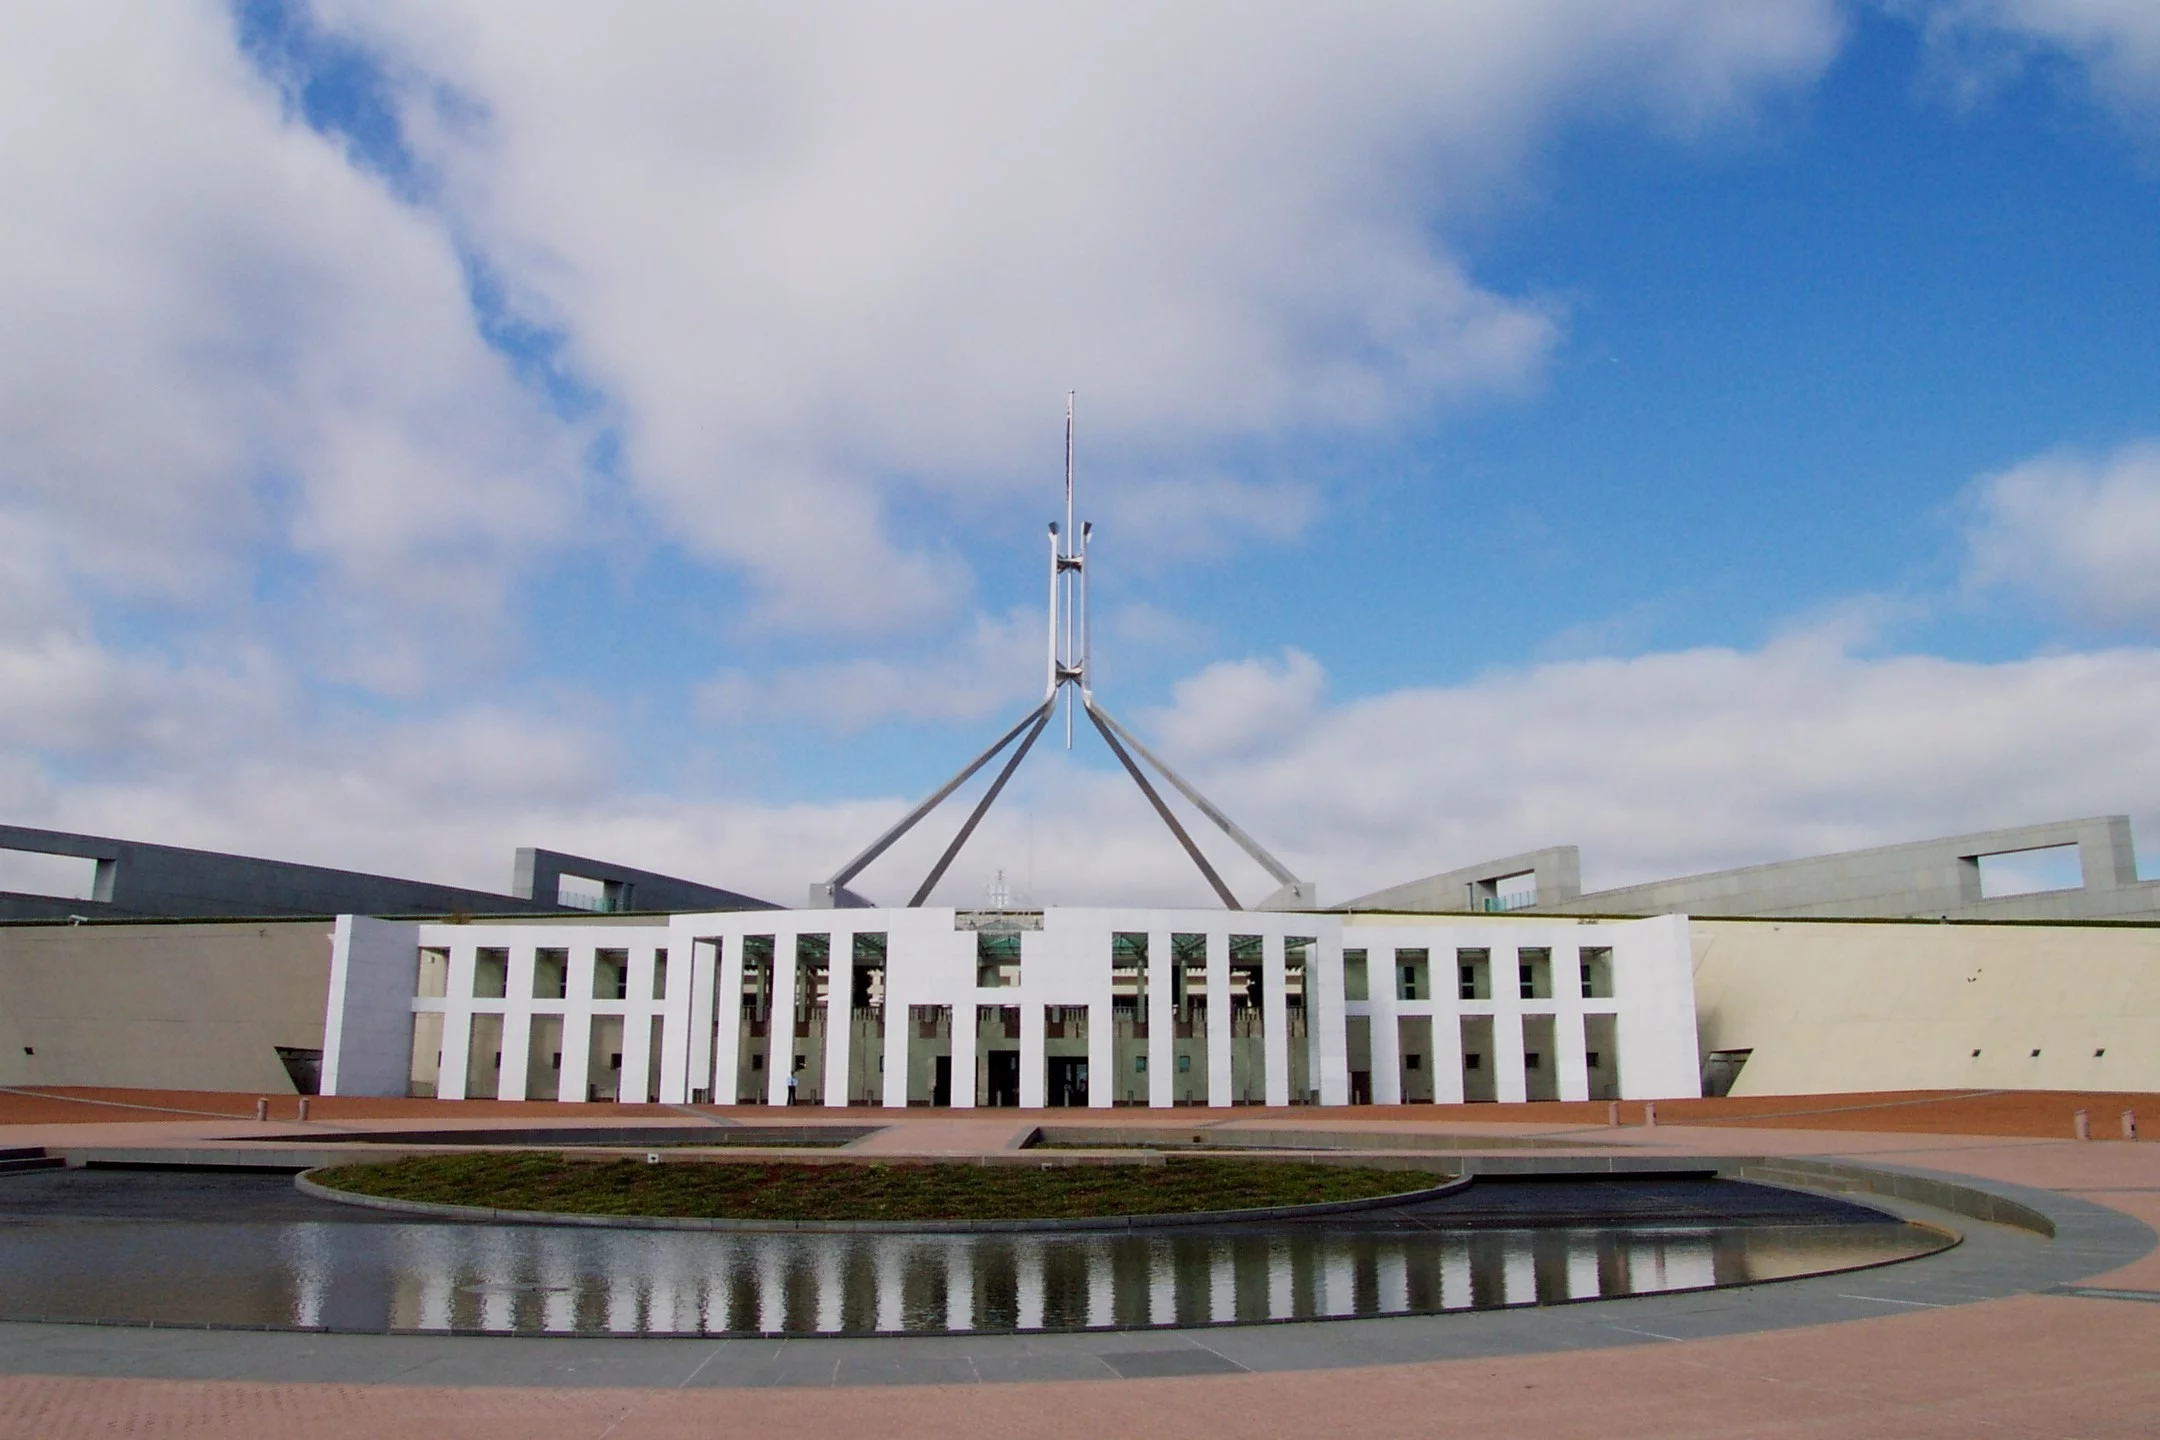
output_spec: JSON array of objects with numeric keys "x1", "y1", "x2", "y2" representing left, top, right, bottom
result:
[{"x1": 312, "y1": 1153, "x2": 1449, "y2": 1223}]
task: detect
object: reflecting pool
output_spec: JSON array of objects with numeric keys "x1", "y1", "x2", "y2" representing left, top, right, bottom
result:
[{"x1": 0, "y1": 1172, "x2": 1951, "y2": 1336}]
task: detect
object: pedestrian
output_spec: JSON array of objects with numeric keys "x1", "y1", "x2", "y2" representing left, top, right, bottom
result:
[{"x1": 786, "y1": 1070, "x2": 798, "y2": 1106}]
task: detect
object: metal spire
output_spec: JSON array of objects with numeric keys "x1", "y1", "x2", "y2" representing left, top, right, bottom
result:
[{"x1": 811, "y1": 398, "x2": 1312, "y2": 911}]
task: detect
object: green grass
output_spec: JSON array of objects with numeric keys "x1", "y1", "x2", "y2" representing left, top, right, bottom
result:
[{"x1": 312, "y1": 1154, "x2": 1450, "y2": 1222}]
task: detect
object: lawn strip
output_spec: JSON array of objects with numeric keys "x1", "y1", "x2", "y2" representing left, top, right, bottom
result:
[{"x1": 314, "y1": 1153, "x2": 1449, "y2": 1222}]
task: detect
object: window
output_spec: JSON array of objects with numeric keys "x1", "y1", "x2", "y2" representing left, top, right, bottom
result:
[
  {"x1": 1136, "y1": 1056, "x2": 1148, "y2": 1073},
  {"x1": 1343, "y1": 950, "x2": 1369, "y2": 1002},
  {"x1": 1525, "y1": 1051, "x2": 1541, "y2": 1070},
  {"x1": 1464, "y1": 1053, "x2": 1482, "y2": 1070},
  {"x1": 1405, "y1": 1053, "x2": 1422, "y2": 1071},
  {"x1": 1178, "y1": 1054, "x2": 1192, "y2": 1073}
]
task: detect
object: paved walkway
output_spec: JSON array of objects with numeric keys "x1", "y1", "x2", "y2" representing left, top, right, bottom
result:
[{"x1": 3, "y1": 1089, "x2": 2158, "y2": 1437}]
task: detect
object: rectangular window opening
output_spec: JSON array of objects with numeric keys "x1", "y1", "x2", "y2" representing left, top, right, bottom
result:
[
  {"x1": 0, "y1": 848, "x2": 100, "y2": 902},
  {"x1": 1975, "y1": 844, "x2": 2084, "y2": 899}
]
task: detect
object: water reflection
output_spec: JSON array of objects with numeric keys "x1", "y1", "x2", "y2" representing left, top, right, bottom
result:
[{"x1": 0, "y1": 1219, "x2": 1947, "y2": 1336}]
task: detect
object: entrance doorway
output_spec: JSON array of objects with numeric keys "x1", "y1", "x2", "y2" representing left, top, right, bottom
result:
[
  {"x1": 1047, "y1": 1055, "x2": 1089, "y2": 1107},
  {"x1": 932, "y1": 1055, "x2": 952, "y2": 1107},
  {"x1": 985, "y1": 1049, "x2": 1021, "y2": 1107}
]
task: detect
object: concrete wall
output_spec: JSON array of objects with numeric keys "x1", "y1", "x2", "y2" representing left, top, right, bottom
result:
[
  {"x1": 1348, "y1": 816, "x2": 2160, "y2": 923},
  {"x1": 1692, "y1": 917, "x2": 2160, "y2": 1095},
  {"x1": 511, "y1": 848, "x2": 773, "y2": 914},
  {"x1": 0, "y1": 919, "x2": 333, "y2": 1092},
  {"x1": 0, "y1": 824, "x2": 776, "y2": 922}
]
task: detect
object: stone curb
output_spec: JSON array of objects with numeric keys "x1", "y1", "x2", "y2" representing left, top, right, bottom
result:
[{"x1": 294, "y1": 1167, "x2": 1471, "y2": 1234}]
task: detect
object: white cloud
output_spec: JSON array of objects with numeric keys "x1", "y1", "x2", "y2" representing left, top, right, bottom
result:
[
  {"x1": 306, "y1": 0, "x2": 1840, "y2": 632},
  {"x1": 1960, "y1": 441, "x2": 2160, "y2": 628},
  {"x1": 1914, "y1": 1, "x2": 2160, "y2": 121},
  {"x1": 699, "y1": 607, "x2": 1044, "y2": 733},
  {"x1": 15, "y1": 619, "x2": 2159, "y2": 914},
  {"x1": 0, "y1": 1, "x2": 586, "y2": 692}
]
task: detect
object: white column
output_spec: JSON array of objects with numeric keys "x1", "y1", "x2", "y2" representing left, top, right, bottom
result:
[
  {"x1": 1370, "y1": 998, "x2": 1403, "y2": 1105},
  {"x1": 656, "y1": 937, "x2": 694, "y2": 1104},
  {"x1": 618, "y1": 962, "x2": 653, "y2": 1104},
  {"x1": 683, "y1": 936, "x2": 717, "y2": 1103},
  {"x1": 1262, "y1": 931, "x2": 1289, "y2": 1107},
  {"x1": 1430, "y1": 999, "x2": 1466, "y2": 1105},
  {"x1": 1314, "y1": 927, "x2": 1350, "y2": 1106},
  {"x1": 438, "y1": 1002, "x2": 473, "y2": 1101},
  {"x1": 1492, "y1": 1008, "x2": 1529, "y2": 1104},
  {"x1": 951, "y1": 1000, "x2": 979, "y2": 1109},
  {"x1": 1019, "y1": 1001, "x2": 1046, "y2": 1109},
  {"x1": 881, "y1": 1002, "x2": 909, "y2": 1109},
  {"x1": 824, "y1": 931, "x2": 854, "y2": 1109},
  {"x1": 766, "y1": 931, "x2": 798, "y2": 1107},
  {"x1": 497, "y1": 945, "x2": 537, "y2": 1102},
  {"x1": 1148, "y1": 928, "x2": 1174, "y2": 1109},
  {"x1": 1089, "y1": 929, "x2": 1115, "y2": 1109},
  {"x1": 712, "y1": 935, "x2": 744, "y2": 1104},
  {"x1": 495, "y1": 998, "x2": 530, "y2": 1102},
  {"x1": 1206, "y1": 930, "x2": 1231, "y2": 1108},
  {"x1": 1556, "y1": 1007, "x2": 1591, "y2": 1102}
]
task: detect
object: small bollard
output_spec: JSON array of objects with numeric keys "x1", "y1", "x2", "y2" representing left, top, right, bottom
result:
[
  {"x1": 2123, "y1": 1109, "x2": 2139, "y2": 1141},
  {"x1": 2074, "y1": 1109, "x2": 2091, "y2": 1141},
  {"x1": 254, "y1": 1097, "x2": 269, "y2": 1121},
  {"x1": 296, "y1": 1097, "x2": 310, "y2": 1121},
  {"x1": 1643, "y1": 1101, "x2": 1658, "y2": 1128},
  {"x1": 1607, "y1": 1101, "x2": 1621, "y2": 1127}
]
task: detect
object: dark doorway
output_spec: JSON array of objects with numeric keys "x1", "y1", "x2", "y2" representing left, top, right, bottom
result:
[
  {"x1": 1047, "y1": 1056, "x2": 1089, "y2": 1108},
  {"x1": 985, "y1": 1050, "x2": 1021, "y2": 1107},
  {"x1": 1349, "y1": 1069, "x2": 1373, "y2": 1105},
  {"x1": 932, "y1": 1055, "x2": 952, "y2": 1108}
]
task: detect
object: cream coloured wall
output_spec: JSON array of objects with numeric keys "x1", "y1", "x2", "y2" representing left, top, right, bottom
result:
[
  {"x1": 1692, "y1": 918, "x2": 2160, "y2": 1096},
  {"x1": 0, "y1": 920, "x2": 332, "y2": 1092}
]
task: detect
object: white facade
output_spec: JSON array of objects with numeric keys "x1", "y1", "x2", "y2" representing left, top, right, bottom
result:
[{"x1": 321, "y1": 907, "x2": 1700, "y2": 1107}]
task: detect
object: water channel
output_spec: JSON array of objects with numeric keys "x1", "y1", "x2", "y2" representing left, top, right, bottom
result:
[{"x1": 0, "y1": 1170, "x2": 1951, "y2": 1337}]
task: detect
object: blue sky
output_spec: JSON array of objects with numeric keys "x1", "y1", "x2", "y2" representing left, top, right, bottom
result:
[{"x1": 6, "y1": 2, "x2": 2160, "y2": 908}]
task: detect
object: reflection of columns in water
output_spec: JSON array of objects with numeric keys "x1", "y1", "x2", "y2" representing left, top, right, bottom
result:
[
  {"x1": 1502, "y1": 1241, "x2": 1535, "y2": 1306},
  {"x1": 1467, "y1": 1233, "x2": 1507, "y2": 1310},
  {"x1": 838, "y1": 1240, "x2": 878, "y2": 1333},
  {"x1": 875, "y1": 1241, "x2": 904, "y2": 1333},
  {"x1": 1378, "y1": 1246, "x2": 1409, "y2": 1316},
  {"x1": 1016, "y1": 1239, "x2": 1045, "y2": 1331},
  {"x1": 1231, "y1": 1237, "x2": 1270, "y2": 1323},
  {"x1": 1404, "y1": 1238, "x2": 1441, "y2": 1315},
  {"x1": 1350, "y1": 1237, "x2": 1381, "y2": 1317},
  {"x1": 1086, "y1": 1240, "x2": 1114, "y2": 1328},
  {"x1": 1531, "y1": 1230, "x2": 1571, "y2": 1306},
  {"x1": 756, "y1": 1243, "x2": 786, "y2": 1333},
  {"x1": 1150, "y1": 1238, "x2": 1177, "y2": 1326},
  {"x1": 973, "y1": 1239, "x2": 1017, "y2": 1332},
  {"x1": 783, "y1": 1244, "x2": 822, "y2": 1332},
  {"x1": 726, "y1": 1246, "x2": 761, "y2": 1332},
  {"x1": 943, "y1": 1239, "x2": 973, "y2": 1333},
  {"x1": 1268, "y1": 1238, "x2": 1295, "y2": 1320},
  {"x1": 1209, "y1": 1242, "x2": 1235, "y2": 1324},
  {"x1": 1566, "y1": 1232, "x2": 1602, "y2": 1300},
  {"x1": 543, "y1": 1243, "x2": 578, "y2": 1332},
  {"x1": 1321, "y1": 1239, "x2": 1355, "y2": 1316},
  {"x1": 1441, "y1": 1237, "x2": 1471, "y2": 1310},
  {"x1": 285, "y1": 1223, "x2": 330, "y2": 1329},
  {"x1": 1171, "y1": 1237, "x2": 1213, "y2": 1327},
  {"x1": 815, "y1": 1237, "x2": 844, "y2": 1334}
]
